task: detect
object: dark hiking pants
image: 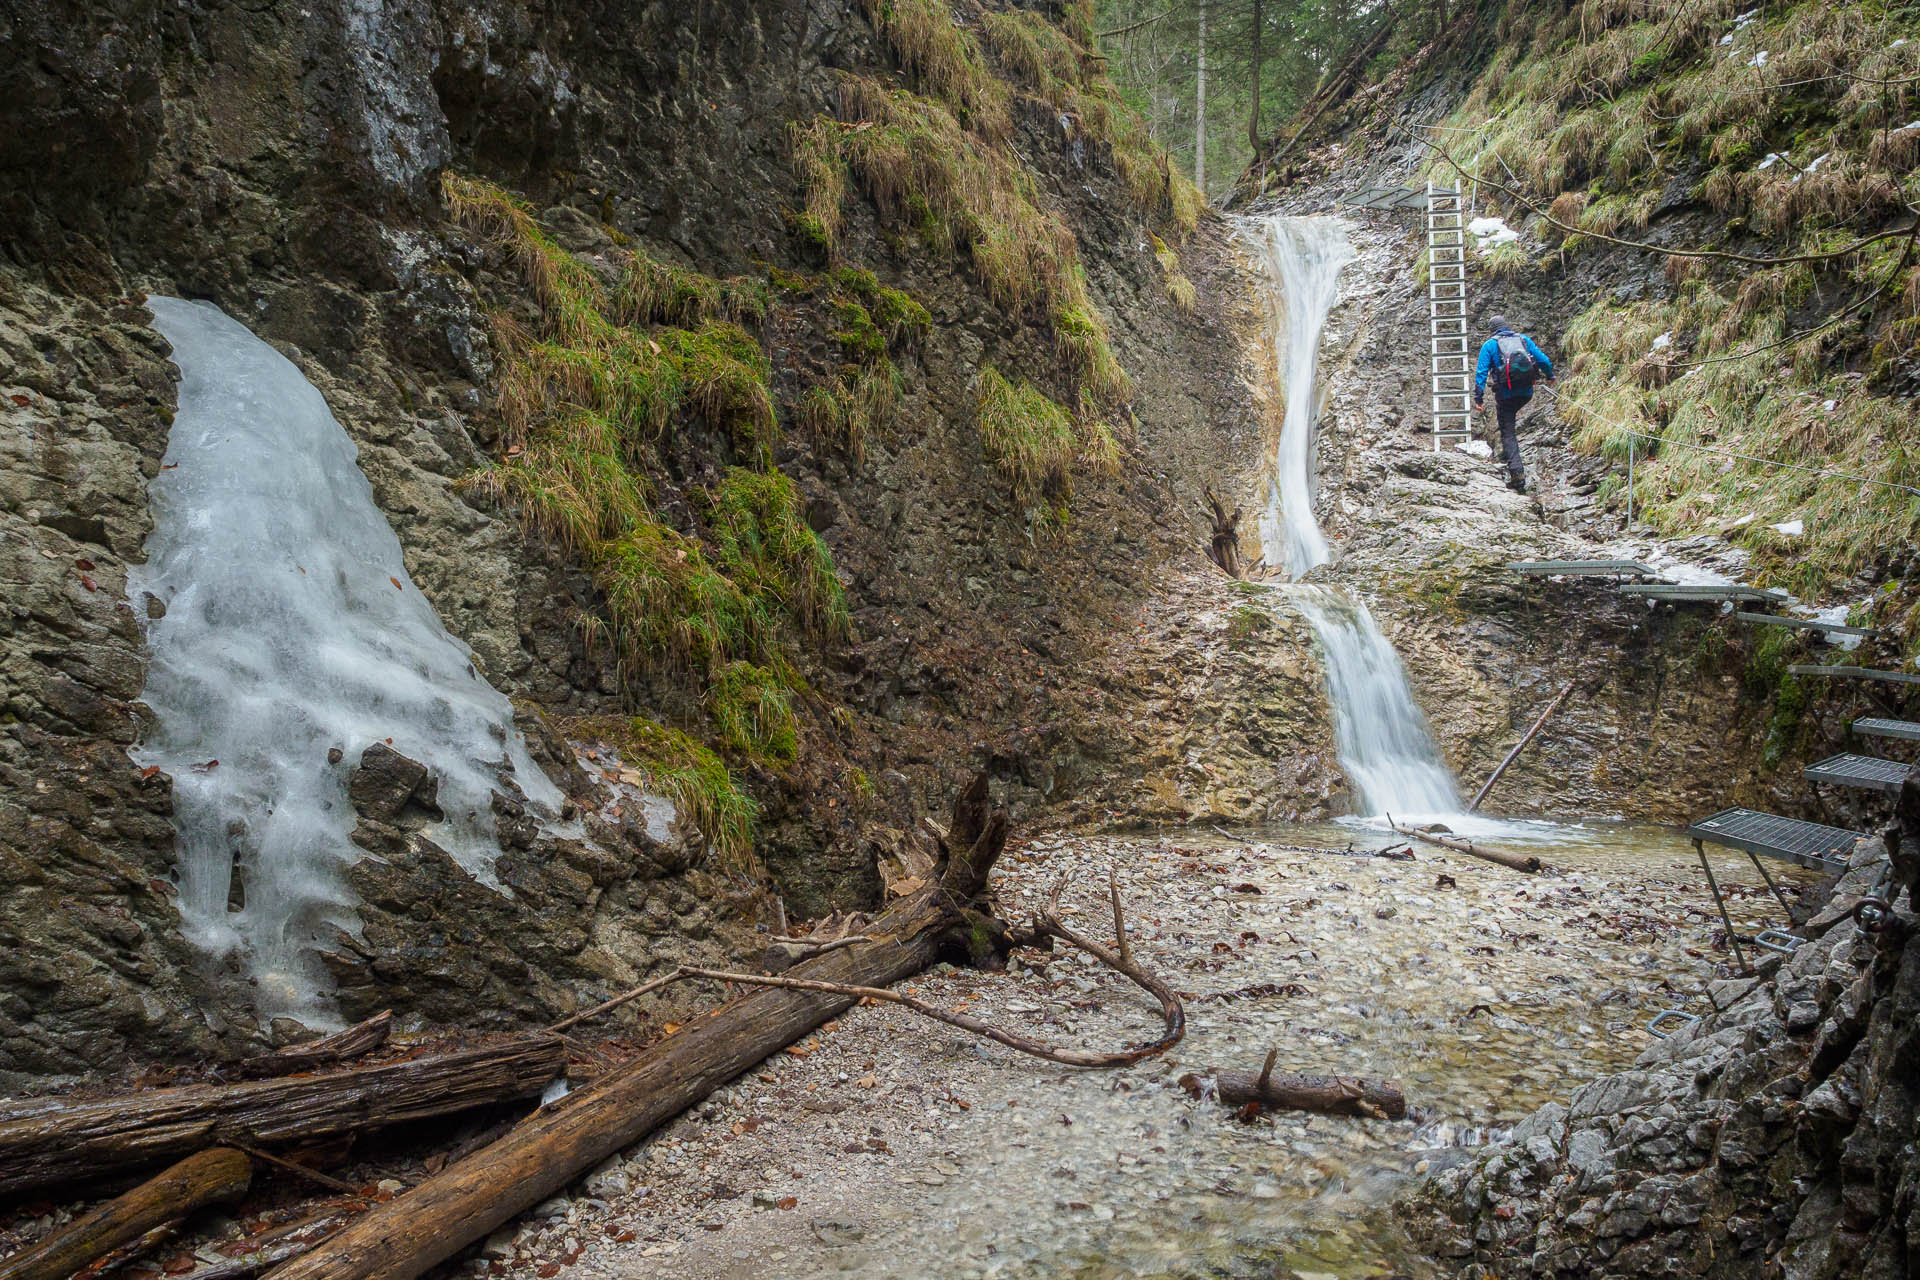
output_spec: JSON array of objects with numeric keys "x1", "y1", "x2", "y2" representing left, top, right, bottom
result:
[{"x1": 1494, "y1": 392, "x2": 1531, "y2": 481}]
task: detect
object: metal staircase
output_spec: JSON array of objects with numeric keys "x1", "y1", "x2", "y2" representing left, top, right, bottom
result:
[{"x1": 1426, "y1": 183, "x2": 1474, "y2": 451}]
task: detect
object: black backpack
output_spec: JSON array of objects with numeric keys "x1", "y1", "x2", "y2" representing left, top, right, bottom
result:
[{"x1": 1495, "y1": 333, "x2": 1538, "y2": 393}]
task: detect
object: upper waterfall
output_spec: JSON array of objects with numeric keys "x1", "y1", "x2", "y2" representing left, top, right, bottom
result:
[
  {"x1": 1243, "y1": 216, "x2": 1466, "y2": 823},
  {"x1": 1245, "y1": 216, "x2": 1355, "y2": 578},
  {"x1": 134, "y1": 297, "x2": 565, "y2": 1023}
]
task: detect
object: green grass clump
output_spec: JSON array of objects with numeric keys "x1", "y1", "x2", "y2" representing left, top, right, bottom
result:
[
  {"x1": 977, "y1": 365, "x2": 1116, "y2": 502},
  {"x1": 1152, "y1": 234, "x2": 1198, "y2": 313},
  {"x1": 830, "y1": 297, "x2": 889, "y2": 365},
  {"x1": 709, "y1": 661, "x2": 800, "y2": 763},
  {"x1": 800, "y1": 365, "x2": 902, "y2": 462},
  {"x1": 445, "y1": 173, "x2": 846, "y2": 768},
  {"x1": 829, "y1": 266, "x2": 933, "y2": 347},
  {"x1": 573, "y1": 714, "x2": 758, "y2": 874},
  {"x1": 704, "y1": 468, "x2": 849, "y2": 641},
  {"x1": 1479, "y1": 239, "x2": 1537, "y2": 279},
  {"x1": 616, "y1": 252, "x2": 769, "y2": 329}
]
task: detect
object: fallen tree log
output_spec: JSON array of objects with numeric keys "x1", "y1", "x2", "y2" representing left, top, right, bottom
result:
[
  {"x1": 0, "y1": 1038, "x2": 564, "y2": 1195},
  {"x1": 0, "y1": 1147, "x2": 252, "y2": 1280},
  {"x1": 1390, "y1": 822, "x2": 1543, "y2": 873},
  {"x1": 1180, "y1": 1050, "x2": 1407, "y2": 1119},
  {"x1": 234, "y1": 1012, "x2": 393, "y2": 1080},
  {"x1": 268, "y1": 775, "x2": 1012, "y2": 1280}
]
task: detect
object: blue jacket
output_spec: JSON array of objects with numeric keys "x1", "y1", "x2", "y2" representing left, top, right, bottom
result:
[{"x1": 1475, "y1": 330, "x2": 1553, "y2": 403}]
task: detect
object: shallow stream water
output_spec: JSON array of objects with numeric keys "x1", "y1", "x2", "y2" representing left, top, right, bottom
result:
[{"x1": 553, "y1": 820, "x2": 1808, "y2": 1280}]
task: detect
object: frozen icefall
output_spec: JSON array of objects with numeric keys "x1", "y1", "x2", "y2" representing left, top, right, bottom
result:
[{"x1": 135, "y1": 297, "x2": 564, "y2": 1023}]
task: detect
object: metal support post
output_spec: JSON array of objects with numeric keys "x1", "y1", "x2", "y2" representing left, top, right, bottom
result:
[
  {"x1": 1746, "y1": 850, "x2": 1796, "y2": 918},
  {"x1": 1695, "y1": 839, "x2": 1750, "y2": 976}
]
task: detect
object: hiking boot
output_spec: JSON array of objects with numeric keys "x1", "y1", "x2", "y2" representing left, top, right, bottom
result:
[{"x1": 1506, "y1": 473, "x2": 1527, "y2": 494}]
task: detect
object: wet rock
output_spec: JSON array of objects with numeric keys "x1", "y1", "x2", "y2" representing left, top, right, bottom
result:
[{"x1": 349, "y1": 743, "x2": 443, "y2": 826}]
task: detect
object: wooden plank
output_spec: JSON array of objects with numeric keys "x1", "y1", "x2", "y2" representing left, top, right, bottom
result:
[{"x1": 0, "y1": 1039, "x2": 564, "y2": 1194}]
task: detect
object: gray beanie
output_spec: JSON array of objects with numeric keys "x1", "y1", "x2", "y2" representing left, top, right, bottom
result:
[{"x1": 1488, "y1": 314, "x2": 1510, "y2": 331}]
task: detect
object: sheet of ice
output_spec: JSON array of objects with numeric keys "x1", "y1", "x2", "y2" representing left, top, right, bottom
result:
[
  {"x1": 134, "y1": 297, "x2": 564, "y2": 1024},
  {"x1": 1789, "y1": 151, "x2": 1829, "y2": 184}
]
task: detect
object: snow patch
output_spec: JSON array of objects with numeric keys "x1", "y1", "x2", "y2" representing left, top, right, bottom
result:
[
  {"x1": 135, "y1": 297, "x2": 565, "y2": 1025},
  {"x1": 1757, "y1": 152, "x2": 1785, "y2": 171},
  {"x1": 1747, "y1": 49, "x2": 1769, "y2": 68},
  {"x1": 1771, "y1": 518, "x2": 1804, "y2": 537},
  {"x1": 1650, "y1": 332, "x2": 1673, "y2": 352},
  {"x1": 1467, "y1": 216, "x2": 1520, "y2": 248}
]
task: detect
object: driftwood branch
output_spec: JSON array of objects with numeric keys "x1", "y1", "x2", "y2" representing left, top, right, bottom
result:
[
  {"x1": 1469, "y1": 678, "x2": 1578, "y2": 812},
  {"x1": 676, "y1": 868, "x2": 1182, "y2": 1069},
  {"x1": 1180, "y1": 1064, "x2": 1408, "y2": 1119},
  {"x1": 542, "y1": 972, "x2": 682, "y2": 1036},
  {"x1": 176, "y1": 1211, "x2": 358, "y2": 1280},
  {"x1": 1390, "y1": 822, "x2": 1543, "y2": 873},
  {"x1": 1203, "y1": 486, "x2": 1243, "y2": 578},
  {"x1": 0, "y1": 1147, "x2": 252, "y2": 1280},
  {"x1": 266, "y1": 774, "x2": 1013, "y2": 1280}
]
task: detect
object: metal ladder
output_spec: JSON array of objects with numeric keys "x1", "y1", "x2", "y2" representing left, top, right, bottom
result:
[{"x1": 1427, "y1": 183, "x2": 1474, "y2": 451}]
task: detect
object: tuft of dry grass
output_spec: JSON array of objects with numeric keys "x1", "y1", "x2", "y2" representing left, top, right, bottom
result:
[{"x1": 857, "y1": 0, "x2": 1011, "y2": 138}]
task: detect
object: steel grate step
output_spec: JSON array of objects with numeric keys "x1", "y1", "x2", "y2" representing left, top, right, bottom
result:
[
  {"x1": 1804, "y1": 752, "x2": 1915, "y2": 795},
  {"x1": 1854, "y1": 717, "x2": 1920, "y2": 742},
  {"x1": 1688, "y1": 807, "x2": 1859, "y2": 871}
]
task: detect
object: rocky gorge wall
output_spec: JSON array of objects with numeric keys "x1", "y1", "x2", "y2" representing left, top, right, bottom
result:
[
  {"x1": 1409, "y1": 790, "x2": 1920, "y2": 1278},
  {"x1": 0, "y1": 0, "x2": 1272, "y2": 1080}
]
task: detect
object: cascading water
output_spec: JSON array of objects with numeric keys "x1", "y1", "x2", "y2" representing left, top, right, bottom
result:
[
  {"x1": 1246, "y1": 217, "x2": 1354, "y2": 579},
  {"x1": 1245, "y1": 216, "x2": 1465, "y2": 822},
  {"x1": 134, "y1": 297, "x2": 565, "y2": 1023},
  {"x1": 1286, "y1": 586, "x2": 1463, "y2": 818}
]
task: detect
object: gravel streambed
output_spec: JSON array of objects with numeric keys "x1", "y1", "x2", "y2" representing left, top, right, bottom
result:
[{"x1": 465, "y1": 822, "x2": 1804, "y2": 1280}]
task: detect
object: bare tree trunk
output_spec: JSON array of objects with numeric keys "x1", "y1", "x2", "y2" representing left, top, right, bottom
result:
[
  {"x1": 1194, "y1": 1, "x2": 1208, "y2": 190},
  {"x1": 1247, "y1": 0, "x2": 1264, "y2": 151}
]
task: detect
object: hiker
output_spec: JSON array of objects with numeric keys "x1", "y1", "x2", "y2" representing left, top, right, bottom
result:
[{"x1": 1472, "y1": 315, "x2": 1554, "y2": 493}]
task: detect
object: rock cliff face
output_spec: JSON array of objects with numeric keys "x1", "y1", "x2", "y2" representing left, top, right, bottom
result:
[
  {"x1": 0, "y1": 0, "x2": 1268, "y2": 1078},
  {"x1": 1409, "y1": 794, "x2": 1918, "y2": 1278}
]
